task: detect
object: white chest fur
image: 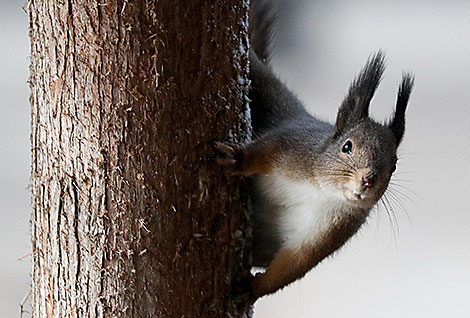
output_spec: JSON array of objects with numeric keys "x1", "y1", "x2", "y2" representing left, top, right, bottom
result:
[{"x1": 256, "y1": 173, "x2": 353, "y2": 250}]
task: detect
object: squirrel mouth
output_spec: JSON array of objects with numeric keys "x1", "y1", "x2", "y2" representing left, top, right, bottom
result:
[
  {"x1": 343, "y1": 188, "x2": 370, "y2": 204},
  {"x1": 352, "y1": 190, "x2": 367, "y2": 200},
  {"x1": 344, "y1": 188, "x2": 380, "y2": 209}
]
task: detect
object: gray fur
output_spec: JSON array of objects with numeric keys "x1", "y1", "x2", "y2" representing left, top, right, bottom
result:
[
  {"x1": 246, "y1": 0, "x2": 414, "y2": 274},
  {"x1": 249, "y1": 49, "x2": 413, "y2": 267}
]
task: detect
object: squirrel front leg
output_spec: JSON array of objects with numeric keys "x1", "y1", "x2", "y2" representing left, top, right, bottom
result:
[
  {"x1": 215, "y1": 139, "x2": 277, "y2": 176},
  {"x1": 251, "y1": 247, "x2": 314, "y2": 299}
]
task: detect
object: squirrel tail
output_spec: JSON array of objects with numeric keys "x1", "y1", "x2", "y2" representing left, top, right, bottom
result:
[
  {"x1": 249, "y1": 1, "x2": 312, "y2": 135},
  {"x1": 249, "y1": 0, "x2": 277, "y2": 64}
]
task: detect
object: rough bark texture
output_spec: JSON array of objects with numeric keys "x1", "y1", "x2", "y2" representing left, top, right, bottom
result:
[{"x1": 29, "y1": 0, "x2": 251, "y2": 317}]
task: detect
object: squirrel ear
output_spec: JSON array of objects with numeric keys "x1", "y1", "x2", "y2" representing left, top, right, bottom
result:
[
  {"x1": 334, "y1": 52, "x2": 386, "y2": 137},
  {"x1": 388, "y1": 74, "x2": 414, "y2": 145}
]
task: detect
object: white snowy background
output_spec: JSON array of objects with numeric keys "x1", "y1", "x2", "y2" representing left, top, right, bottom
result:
[{"x1": 1, "y1": 1, "x2": 469, "y2": 317}]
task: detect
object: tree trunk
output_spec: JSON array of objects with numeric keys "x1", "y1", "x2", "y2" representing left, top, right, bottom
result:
[{"x1": 29, "y1": 1, "x2": 251, "y2": 317}]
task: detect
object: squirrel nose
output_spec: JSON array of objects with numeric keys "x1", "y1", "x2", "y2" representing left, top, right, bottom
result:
[{"x1": 362, "y1": 173, "x2": 376, "y2": 189}]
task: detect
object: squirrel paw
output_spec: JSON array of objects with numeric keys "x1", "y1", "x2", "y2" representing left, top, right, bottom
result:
[
  {"x1": 231, "y1": 271, "x2": 256, "y2": 303},
  {"x1": 214, "y1": 142, "x2": 246, "y2": 175}
]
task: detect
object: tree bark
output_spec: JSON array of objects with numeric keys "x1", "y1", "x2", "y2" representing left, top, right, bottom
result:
[{"x1": 29, "y1": 1, "x2": 251, "y2": 317}]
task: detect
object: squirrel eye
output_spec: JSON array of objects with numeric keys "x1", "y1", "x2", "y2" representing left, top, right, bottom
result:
[
  {"x1": 391, "y1": 164, "x2": 397, "y2": 173},
  {"x1": 341, "y1": 140, "x2": 353, "y2": 154}
]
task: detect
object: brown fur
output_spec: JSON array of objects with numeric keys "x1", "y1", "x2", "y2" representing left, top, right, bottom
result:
[
  {"x1": 216, "y1": 47, "x2": 413, "y2": 302},
  {"x1": 215, "y1": 139, "x2": 280, "y2": 176},
  {"x1": 252, "y1": 211, "x2": 367, "y2": 298}
]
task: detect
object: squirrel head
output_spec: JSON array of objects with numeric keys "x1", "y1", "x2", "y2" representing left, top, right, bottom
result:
[{"x1": 321, "y1": 52, "x2": 414, "y2": 208}]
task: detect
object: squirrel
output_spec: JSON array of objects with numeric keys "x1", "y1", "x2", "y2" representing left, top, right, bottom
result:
[{"x1": 216, "y1": 1, "x2": 414, "y2": 302}]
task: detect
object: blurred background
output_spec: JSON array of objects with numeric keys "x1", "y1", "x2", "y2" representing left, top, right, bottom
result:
[
  {"x1": 0, "y1": 1, "x2": 31, "y2": 317},
  {"x1": 1, "y1": 0, "x2": 469, "y2": 317}
]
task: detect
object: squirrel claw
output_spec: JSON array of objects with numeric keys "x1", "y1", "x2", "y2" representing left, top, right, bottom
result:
[
  {"x1": 214, "y1": 142, "x2": 244, "y2": 175},
  {"x1": 231, "y1": 271, "x2": 255, "y2": 303},
  {"x1": 232, "y1": 290, "x2": 254, "y2": 304},
  {"x1": 214, "y1": 142, "x2": 240, "y2": 157},
  {"x1": 216, "y1": 158, "x2": 237, "y2": 166}
]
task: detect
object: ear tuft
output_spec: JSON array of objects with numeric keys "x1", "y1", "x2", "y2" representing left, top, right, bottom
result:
[
  {"x1": 388, "y1": 74, "x2": 414, "y2": 145},
  {"x1": 335, "y1": 51, "x2": 386, "y2": 137}
]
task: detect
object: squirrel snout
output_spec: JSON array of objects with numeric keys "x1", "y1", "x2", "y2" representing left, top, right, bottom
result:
[
  {"x1": 357, "y1": 169, "x2": 377, "y2": 191},
  {"x1": 346, "y1": 169, "x2": 378, "y2": 202}
]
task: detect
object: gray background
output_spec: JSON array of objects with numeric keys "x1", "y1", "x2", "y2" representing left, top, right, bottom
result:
[
  {"x1": 0, "y1": 1, "x2": 32, "y2": 317},
  {"x1": 1, "y1": 0, "x2": 469, "y2": 317}
]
